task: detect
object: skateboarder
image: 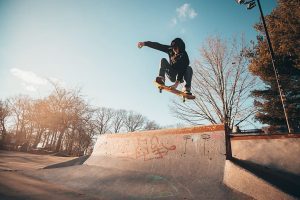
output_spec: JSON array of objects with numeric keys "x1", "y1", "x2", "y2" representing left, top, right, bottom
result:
[{"x1": 138, "y1": 38, "x2": 193, "y2": 95}]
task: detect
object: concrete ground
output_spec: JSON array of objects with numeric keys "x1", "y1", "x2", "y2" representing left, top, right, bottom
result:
[
  {"x1": 0, "y1": 150, "x2": 97, "y2": 200},
  {"x1": 0, "y1": 150, "x2": 251, "y2": 200},
  {"x1": 0, "y1": 150, "x2": 75, "y2": 171},
  {"x1": 0, "y1": 171, "x2": 98, "y2": 200}
]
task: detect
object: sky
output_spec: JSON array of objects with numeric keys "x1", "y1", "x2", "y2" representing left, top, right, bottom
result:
[{"x1": 0, "y1": 0, "x2": 277, "y2": 128}]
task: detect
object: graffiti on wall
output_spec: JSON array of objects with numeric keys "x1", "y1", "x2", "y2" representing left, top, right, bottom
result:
[
  {"x1": 112, "y1": 132, "x2": 222, "y2": 161},
  {"x1": 136, "y1": 136, "x2": 176, "y2": 161},
  {"x1": 183, "y1": 135, "x2": 192, "y2": 154}
]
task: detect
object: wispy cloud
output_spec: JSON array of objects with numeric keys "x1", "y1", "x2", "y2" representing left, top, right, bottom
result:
[
  {"x1": 11, "y1": 68, "x2": 47, "y2": 85},
  {"x1": 176, "y1": 3, "x2": 197, "y2": 20},
  {"x1": 22, "y1": 83, "x2": 37, "y2": 92},
  {"x1": 10, "y1": 68, "x2": 48, "y2": 92},
  {"x1": 171, "y1": 3, "x2": 198, "y2": 26}
]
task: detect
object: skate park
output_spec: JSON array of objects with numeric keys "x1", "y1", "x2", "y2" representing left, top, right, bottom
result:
[
  {"x1": 1, "y1": 0, "x2": 300, "y2": 199},
  {"x1": 0, "y1": 124, "x2": 299, "y2": 200}
]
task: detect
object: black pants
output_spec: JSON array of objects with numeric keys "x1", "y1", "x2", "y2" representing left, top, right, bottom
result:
[{"x1": 159, "y1": 58, "x2": 193, "y2": 88}]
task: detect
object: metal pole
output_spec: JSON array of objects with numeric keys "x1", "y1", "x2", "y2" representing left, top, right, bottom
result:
[
  {"x1": 256, "y1": 0, "x2": 292, "y2": 133},
  {"x1": 225, "y1": 119, "x2": 232, "y2": 160}
]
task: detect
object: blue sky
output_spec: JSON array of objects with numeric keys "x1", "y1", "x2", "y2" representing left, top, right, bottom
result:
[{"x1": 0, "y1": 0, "x2": 277, "y2": 127}]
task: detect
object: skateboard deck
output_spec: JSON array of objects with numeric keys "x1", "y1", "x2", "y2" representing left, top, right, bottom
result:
[{"x1": 154, "y1": 81, "x2": 196, "y2": 102}]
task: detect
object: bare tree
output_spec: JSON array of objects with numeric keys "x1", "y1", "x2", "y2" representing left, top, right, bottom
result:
[
  {"x1": 93, "y1": 107, "x2": 114, "y2": 134},
  {"x1": 46, "y1": 82, "x2": 87, "y2": 152},
  {"x1": 65, "y1": 97, "x2": 94, "y2": 155},
  {"x1": 30, "y1": 99, "x2": 49, "y2": 148},
  {"x1": 171, "y1": 36, "x2": 256, "y2": 129},
  {"x1": 0, "y1": 99, "x2": 10, "y2": 144},
  {"x1": 2, "y1": 80, "x2": 160, "y2": 154},
  {"x1": 123, "y1": 111, "x2": 146, "y2": 132},
  {"x1": 111, "y1": 109, "x2": 126, "y2": 133},
  {"x1": 144, "y1": 120, "x2": 161, "y2": 130},
  {"x1": 9, "y1": 95, "x2": 32, "y2": 146}
]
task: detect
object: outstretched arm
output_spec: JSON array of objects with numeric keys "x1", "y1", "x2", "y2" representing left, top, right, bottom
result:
[{"x1": 137, "y1": 41, "x2": 170, "y2": 53}]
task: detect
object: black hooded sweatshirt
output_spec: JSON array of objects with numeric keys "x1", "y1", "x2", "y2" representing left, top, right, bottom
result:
[{"x1": 144, "y1": 41, "x2": 190, "y2": 82}]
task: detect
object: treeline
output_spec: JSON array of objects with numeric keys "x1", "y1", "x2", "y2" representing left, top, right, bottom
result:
[{"x1": 0, "y1": 84, "x2": 160, "y2": 156}]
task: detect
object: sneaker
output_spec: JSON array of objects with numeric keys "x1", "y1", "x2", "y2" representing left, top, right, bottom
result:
[
  {"x1": 184, "y1": 90, "x2": 192, "y2": 95},
  {"x1": 183, "y1": 87, "x2": 192, "y2": 95},
  {"x1": 156, "y1": 76, "x2": 165, "y2": 85}
]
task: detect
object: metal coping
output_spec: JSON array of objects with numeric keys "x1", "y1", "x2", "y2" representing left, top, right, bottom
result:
[
  {"x1": 105, "y1": 124, "x2": 224, "y2": 138},
  {"x1": 231, "y1": 134, "x2": 300, "y2": 140}
]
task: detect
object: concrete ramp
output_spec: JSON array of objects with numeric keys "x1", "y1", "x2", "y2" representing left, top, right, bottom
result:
[
  {"x1": 22, "y1": 125, "x2": 250, "y2": 199},
  {"x1": 224, "y1": 134, "x2": 300, "y2": 200},
  {"x1": 78, "y1": 124, "x2": 249, "y2": 199},
  {"x1": 231, "y1": 134, "x2": 300, "y2": 175},
  {"x1": 85, "y1": 124, "x2": 226, "y2": 180}
]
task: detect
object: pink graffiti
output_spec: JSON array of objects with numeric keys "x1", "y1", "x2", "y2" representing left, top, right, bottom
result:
[{"x1": 136, "y1": 136, "x2": 176, "y2": 161}]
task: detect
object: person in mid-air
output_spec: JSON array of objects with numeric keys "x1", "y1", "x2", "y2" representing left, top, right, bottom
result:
[{"x1": 138, "y1": 38, "x2": 193, "y2": 95}]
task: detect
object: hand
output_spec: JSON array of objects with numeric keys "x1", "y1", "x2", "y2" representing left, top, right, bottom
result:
[
  {"x1": 137, "y1": 42, "x2": 144, "y2": 48},
  {"x1": 169, "y1": 81, "x2": 180, "y2": 90}
]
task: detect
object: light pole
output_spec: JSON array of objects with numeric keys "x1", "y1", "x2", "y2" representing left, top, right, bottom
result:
[{"x1": 236, "y1": 0, "x2": 292, "y2": 133}]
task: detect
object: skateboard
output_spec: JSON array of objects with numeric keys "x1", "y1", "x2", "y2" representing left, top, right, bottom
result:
[{"x1": 154, "y1": 81, "x2": 196, "y2": 102}]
